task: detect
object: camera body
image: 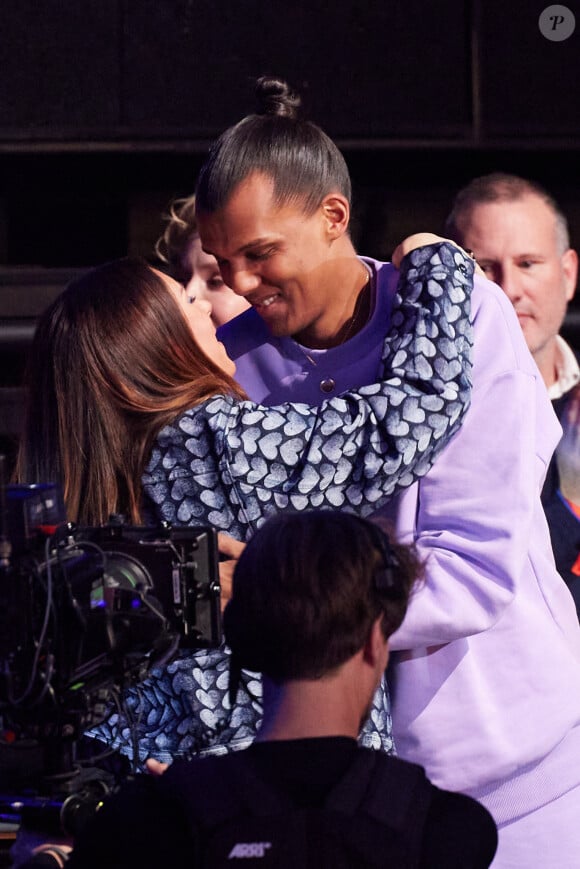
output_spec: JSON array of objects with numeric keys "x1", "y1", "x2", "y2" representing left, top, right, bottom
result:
[{"x1": 0, "y1": 484, "x2": 221, "y2": 757}]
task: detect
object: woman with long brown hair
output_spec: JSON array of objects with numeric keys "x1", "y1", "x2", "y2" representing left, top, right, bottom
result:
[
  {"x1": 15, "y1": 238, "x2": 473, "y2": 762},
  {"x1": 15, "y1": 257, "x2": 244, "y2": 526}
]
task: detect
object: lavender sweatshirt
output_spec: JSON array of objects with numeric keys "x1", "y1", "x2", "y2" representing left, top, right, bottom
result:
[{"x1": 219, "y1": 256, "x2": 580, "y2": 826}]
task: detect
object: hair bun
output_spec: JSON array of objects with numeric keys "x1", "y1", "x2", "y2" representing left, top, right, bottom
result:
[{"x1": 255, "y1": 76, "x2": 301, "y2": 119}]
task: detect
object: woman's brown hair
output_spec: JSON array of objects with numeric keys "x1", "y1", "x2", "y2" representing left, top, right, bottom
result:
[{"x1": 14, "y1": 257, "x2": 244, "y2": 525}]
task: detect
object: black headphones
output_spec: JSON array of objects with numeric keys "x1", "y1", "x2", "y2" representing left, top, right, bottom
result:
[{"x1": 365, "y1": 521, "x2": 401, "y2": 595}]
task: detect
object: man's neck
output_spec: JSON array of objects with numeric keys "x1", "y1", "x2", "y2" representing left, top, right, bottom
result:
[
  {"x1": 292, "y1": 253, "x2": 372, "y2": 350},
  {"x1": 540, "y1": 334, "x2": 580, "y2": 400},
  {"x1": 256, "y1": 672, "x2": 368, "y2": 743},
  {"x1": 534, "y1": 337, "x2": 562, "y2": 389}
]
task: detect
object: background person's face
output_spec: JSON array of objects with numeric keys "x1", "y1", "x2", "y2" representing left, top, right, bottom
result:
[
  {"x1": 457, "y1": 194, "x2": 577, "y2": 360},
  {"x1": 181, "y1": 234, "x2": 250, "y2": 328},
  {"x1": 196, "y1": 173, "x2": 343, "y2": 340},
  {"x1": 155, "y1": 269, "x2": 236, "y2": 376}
]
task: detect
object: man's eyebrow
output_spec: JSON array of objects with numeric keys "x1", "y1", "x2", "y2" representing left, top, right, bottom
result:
[
  {"x1": 478, "y1": 251, "x2": 543, "y2": 261},
  {"x1": 239, "y1": 237, "x2": 274, "y2": 251},
  {"x1": 203, "y1": 237, "x2": 275, "y2": 258}
]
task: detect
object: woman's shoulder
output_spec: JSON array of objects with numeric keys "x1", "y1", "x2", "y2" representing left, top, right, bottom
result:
[{"x1": 156, "y1": 397, "x2": 237, "y2": 442}]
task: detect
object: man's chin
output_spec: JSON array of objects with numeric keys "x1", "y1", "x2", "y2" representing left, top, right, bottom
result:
[
  {"x1": 516, "y1": 314, "x2": 534, "y2": 333},
  {"x1": 257, "y1": 313, "x2": 292, "y2": 338}
]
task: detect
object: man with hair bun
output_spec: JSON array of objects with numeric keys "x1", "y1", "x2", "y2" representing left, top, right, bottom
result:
[
  {"x1": 194, "y1": 77, "x2": 580, "y2": 867},
  {"x1": 446, "y1": 172, "x2": 580, "y2": 611},
  {"x1": 65, "y1": 510, "x2": 497, "y2": 869}
]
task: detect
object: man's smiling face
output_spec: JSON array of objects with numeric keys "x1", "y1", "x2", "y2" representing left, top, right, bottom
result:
[{"x1": 196, "y1": 172, "x2": 344, "y2": 342}]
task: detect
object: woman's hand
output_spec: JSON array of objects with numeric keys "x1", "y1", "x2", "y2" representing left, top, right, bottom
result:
[
  {"x1": 392, "y1": 233, "x2": 485, "y2": 277},
  {"x1": 145, "y1": 758, "x2": 169, "y2": 776},
  {"x1": 218, "y1": 533, "x2": 246, "y2": 610}
]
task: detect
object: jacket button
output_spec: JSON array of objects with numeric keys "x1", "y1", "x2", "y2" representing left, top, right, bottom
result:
[{"x1": 320, "y1": 378, "x2": 336, "y2": 393}]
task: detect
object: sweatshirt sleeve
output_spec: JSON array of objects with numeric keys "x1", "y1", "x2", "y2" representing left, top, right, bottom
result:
[
  {"x1": 388, "y1": 277, "x2": 565, "y2": 649},
  {"x1": 143, "y1": 243, "x2": 473, "y2": 539}
]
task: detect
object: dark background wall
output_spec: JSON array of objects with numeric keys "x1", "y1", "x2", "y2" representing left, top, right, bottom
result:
[
  {"x1": 2, "y1": 0, "x2": 580, "y2": 264},
  {"x1": 2, "y1": 0, "x2": 580, "y2": 467}
]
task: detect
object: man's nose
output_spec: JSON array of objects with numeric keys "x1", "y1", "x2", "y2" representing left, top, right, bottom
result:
[
  {"x1": 500, "y1": 265, "x2": 524, "y2": 304},
  {"x1": 228, "y1": 267, "x2": 261, "y2": 297}
]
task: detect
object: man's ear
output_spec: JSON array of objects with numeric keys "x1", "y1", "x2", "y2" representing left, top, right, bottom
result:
[
  {"x1": 362, "y1": 616, "x2": 390, "y2": 671},
  {"x1": 320, "y1": 193, "x2": 350, "y2": 240},
  {"x1": 562, "y1": 248, "x2": 578, "y2": 303}
]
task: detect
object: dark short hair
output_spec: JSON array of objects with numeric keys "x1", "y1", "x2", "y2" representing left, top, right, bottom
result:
[
  {"x1": 195, "y1": 76, "x2": 352, "y2": 216},
  {"x1": 223, "y1": 509, "x2": 421, "y2": 683},
  {"x1": 445, "y1": 172, "x2": 570, "y2": 253}
]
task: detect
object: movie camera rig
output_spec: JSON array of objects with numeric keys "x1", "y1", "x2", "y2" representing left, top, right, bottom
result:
[{"x1": 0, "y1": 460, "x2": 221, "y2": 833}]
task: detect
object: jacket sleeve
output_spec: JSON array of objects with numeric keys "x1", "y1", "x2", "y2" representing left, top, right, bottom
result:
[{"x1": 144, "y1": 243, "x2": 473, "y2": 538}]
